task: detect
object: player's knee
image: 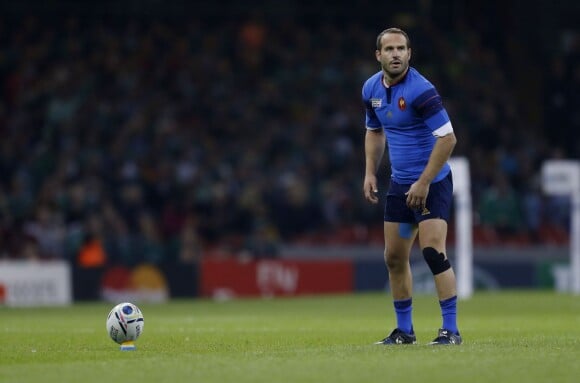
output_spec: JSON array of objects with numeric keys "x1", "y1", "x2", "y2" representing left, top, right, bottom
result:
[
  {"x1": 384, "y1": 248, "x2": 407, "y2": 271},
  {"x1": 382, "y1": 250, "x2": 389, "y2": 266},
  {"x1": 422, "y1": 247, "x2": 451, "y2": 275}
]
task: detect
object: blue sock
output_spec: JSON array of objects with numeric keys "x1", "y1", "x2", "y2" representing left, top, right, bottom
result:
[
  {"x1": 440, "y1": 296, "x2": 459, "y2": 334},
  {"x1": 393, "y1": 298, "x2": 413, "y2": 334}
]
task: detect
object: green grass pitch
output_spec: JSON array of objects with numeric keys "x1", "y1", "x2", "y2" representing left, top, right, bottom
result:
[{"x1": 1, "y1": 291, "x2": 579, "y2": 383}]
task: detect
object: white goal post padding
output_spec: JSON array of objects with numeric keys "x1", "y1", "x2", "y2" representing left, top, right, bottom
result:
[
  {"x1": 448, "y1": 157, "x2": 473, "y2": 299},
  {"x1": 446, "y1": 158, "x2": 580, "y2": 297},
  {"x1": 542, "y1": 160, "x2": 580, "y2": 294}
]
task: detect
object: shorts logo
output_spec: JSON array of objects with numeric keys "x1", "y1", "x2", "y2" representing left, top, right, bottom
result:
[
  {"x1": 371, "y1": 98, "x2": 382, "y2": 108},
  {"x1": 421, "y1": 207, "x2": 430, "y2": 216},
  {"x1": 398, "y1": 97, "x2": 406, "y2": 111}
]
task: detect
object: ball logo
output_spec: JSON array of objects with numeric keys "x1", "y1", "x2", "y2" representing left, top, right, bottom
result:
[{"x1": 398, "y1": 97, "x2": 406, "y2": 111}]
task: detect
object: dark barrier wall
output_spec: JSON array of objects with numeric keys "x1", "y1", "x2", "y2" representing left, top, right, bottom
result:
[
  {"x1": 161, "y1": 263, "x2": 199, "y2": 298},
  {"x1": 73, "y1": 266, "x2": 104, "y2": 301},
  {"x1": 354, "y1": 261, "x2": 389, "y2": 292},
  {"x1": 354, "y1": 259, "x2": 541, "y2": 293}
]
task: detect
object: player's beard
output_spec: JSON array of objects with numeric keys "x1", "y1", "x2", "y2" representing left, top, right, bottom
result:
[{"x1": 382, "y1": 61, "x2": 407, "y2": 78}]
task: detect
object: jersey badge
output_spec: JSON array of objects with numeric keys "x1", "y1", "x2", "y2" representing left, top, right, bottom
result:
[
  {"x1": 398, "y1": 97, "x2": 406, "y2": 111},
  {"x1": 371, "y1": 98, "x2": 382, "y2": 108}
]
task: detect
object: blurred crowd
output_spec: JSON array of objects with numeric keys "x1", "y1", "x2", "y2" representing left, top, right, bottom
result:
[{"x1": 0, "y1": 1, "x2": 578, "y2": 264}]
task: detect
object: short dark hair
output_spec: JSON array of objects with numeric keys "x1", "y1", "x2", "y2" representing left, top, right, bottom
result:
[{"x1": 376, "y1": 28, "x2": 411, "y2": 50}]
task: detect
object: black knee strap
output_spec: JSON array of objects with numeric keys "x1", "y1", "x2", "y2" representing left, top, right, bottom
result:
[{"x1": 422, "y1": 247, "x2": 451, "y2": 275}]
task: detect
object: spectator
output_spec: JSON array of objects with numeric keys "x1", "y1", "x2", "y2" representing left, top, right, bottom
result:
[
  {"x1": 478, "y1": 174, "x2": 524, "y2": 240},
  {"x1": 0, "y1": 2, "x2": 576, "y2": 261}
]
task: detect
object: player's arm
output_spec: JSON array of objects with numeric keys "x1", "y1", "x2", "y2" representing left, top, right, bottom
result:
[
  {"x1": 407, "y1": 85, "x2": 457, "y2": 209},
  {"x1": 406, "y1": 127, "x2": 456, "y2": 210},
  {"x1": 364, "y1": 128, "x2": 385, "y2": 204},
  {"x1": 418, "y1": 126, "x2": 456, "y2": 186}
]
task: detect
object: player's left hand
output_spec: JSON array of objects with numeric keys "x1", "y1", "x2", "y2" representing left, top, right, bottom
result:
[{"x1": 405, "y1": 181, "x2": 430, "y2": 210}]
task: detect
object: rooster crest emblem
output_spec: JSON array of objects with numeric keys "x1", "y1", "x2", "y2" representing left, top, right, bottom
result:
[{"x1": 398, "y1": 97, "x2": 406, "y2": 111}]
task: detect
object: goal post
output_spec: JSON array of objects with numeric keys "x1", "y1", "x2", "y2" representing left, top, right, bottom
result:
[
  {"x1": 448, "y1": 157, "x2": 474, "y2": 299},
  {"x1": 444, "y1": 158, "x2": 580, "y2": 297},
  {"x1": 541, "y1": 160, "x2": 580, "y2": 294}
]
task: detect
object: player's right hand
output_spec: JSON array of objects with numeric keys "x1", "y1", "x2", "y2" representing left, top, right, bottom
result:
[{"x1": 363, "y1": 176, "x2": 379, "y2": 204}]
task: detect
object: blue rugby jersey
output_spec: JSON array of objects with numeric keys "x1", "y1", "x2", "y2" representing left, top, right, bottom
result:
[{"x1": 362, "y1": 67, "x2": 452, "y2": 184}]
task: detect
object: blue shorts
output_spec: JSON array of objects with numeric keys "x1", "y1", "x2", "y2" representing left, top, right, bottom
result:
[{"x1": 384, "y1": 171, "x2": 453, "y2": 223}]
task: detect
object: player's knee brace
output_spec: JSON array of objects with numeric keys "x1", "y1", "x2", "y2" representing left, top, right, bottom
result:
[{"x1": 422, "y1": 247, "x2": 451, "y2": 275}]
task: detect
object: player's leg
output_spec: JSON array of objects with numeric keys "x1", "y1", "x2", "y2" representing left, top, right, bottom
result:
[
  {"x1": 384, "y1": 221, "x2": 417, "y2": 301},
  {"x1": 375, "y1": 221, "x2": 418, "y2": 345},
  {"x1": 416, "y1": 172, "x2": 462, "y2": 345},
  {"x1": 418, "y1": 219, "x2": 461, "y2": 344},
  {"x1": 417, "y1": 218, "x2": 455, "y2": 300},
  {"x1": 376, "y1": 178, "x2": 419, "y2": 345}
]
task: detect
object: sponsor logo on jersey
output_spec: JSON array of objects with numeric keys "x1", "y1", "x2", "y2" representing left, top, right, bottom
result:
[{"x1": 371, "y1": 98, "x2": 382, "y2": 108}]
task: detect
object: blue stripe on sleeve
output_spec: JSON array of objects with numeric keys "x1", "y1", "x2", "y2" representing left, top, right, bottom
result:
[{"x1": 412, "y1": 88, "x2": 443, "y2": 119}]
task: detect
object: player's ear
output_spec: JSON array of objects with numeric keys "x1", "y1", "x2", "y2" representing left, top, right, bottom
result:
[
  {"x1": 375, "y1": 50, "x2": 381, "y2": 62},
  {"x1": 408, "y1": 47, "x2": 412, "y2": 60}
]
